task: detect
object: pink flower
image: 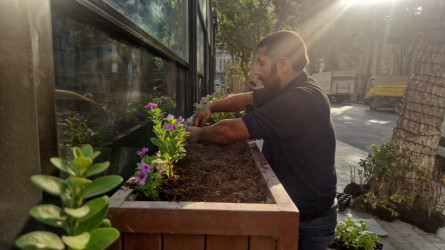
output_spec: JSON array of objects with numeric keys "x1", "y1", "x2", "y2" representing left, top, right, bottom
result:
[
  {"x1": 157, "y1": 165, "x2": 166, "y2": 172},
  {"x1": 164, "y1": 124, "x2": 176, "y2": 130},
  {"x1": 138, "y1": 162, "x2": 154, "y2": 173},
  {"x1": 165, "y1": 114, "x2": 174, "y2": 120},
  {"x1": 177, "y1": 116, "x2": 184, "y2": 123},
  {"x1": 137, "y1": 147, "x2": 149, "y2": 156},
  {"x1": 135, "y1": 171, "x2": 148, "y2": 185},
  {"x1": 144, "y1": 102, "x2": 157, "y2": 109}
]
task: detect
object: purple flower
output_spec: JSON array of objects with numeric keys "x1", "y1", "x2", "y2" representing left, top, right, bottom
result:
[
  {"x1": 135, "y1": 171, "x2": 148, "y2": 185},
  {"x1": 73, "y1": 113, "x2": 85, "y2": 122},
  {"x1": 201, "y1": 97, "x2": 207, "y2": 102},
  {"x1": 164, "y1": 124, "x2": 176, "y2": 130},
  {"x1": 157, "y1": 165, "x2": 166, "y2": 172},
  {"x1": 186, "y1": 117, "x2": 194, "y2": 124},
  {"x1": 137, "y1": 147, "x2": 149, "y2": 156},
  {"x1": 138, "y1": 162, "x2": 154, "y2": 173},
  {"x1": 183, "y1": 124, "x2": 187, "y2": 130},
  {"x1": 144, "y1": 102, "x2": 157, "y2": 109},
  {"x1": 165, "y1": 114, "x2": 174, "y2": 120},
  {"x1": 177, "y1": 116, "x2": 184, "y2": 123}
]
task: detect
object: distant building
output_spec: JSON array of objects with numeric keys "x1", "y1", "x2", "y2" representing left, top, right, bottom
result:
[{"x1": 215, "y1": 46, "x2": 231, "y2": 92}]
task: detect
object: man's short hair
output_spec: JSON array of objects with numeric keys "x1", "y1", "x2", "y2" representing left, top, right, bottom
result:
[{"x1": 257, "y1": 30, "x2": 309, "y2": 72}]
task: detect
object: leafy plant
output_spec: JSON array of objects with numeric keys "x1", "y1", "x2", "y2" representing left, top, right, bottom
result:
[
  {"x1": 336, "y1": 214, "x2": 381, "y2": 250},
  {"x1": 15, "y1": 145, "x2": 123, "y2": 250},
  {"x1": 61, "y1": 113, "x2": 98, "y2": 147},
  {"x1": 193, "y1": 92, "x2": 239, "y2": 124},
  {"x1": 358, "y1": 141, "x2": 413, "y2": 215},
  {"x1": 132, "y1": 103, "x2": 188, "y2": 199},
  {"x1": 134, "y1": 150, "x2": 164, "y2": 200},
  {"x1": 146, "y1": 103, "x2": 188, "y2": 177}
]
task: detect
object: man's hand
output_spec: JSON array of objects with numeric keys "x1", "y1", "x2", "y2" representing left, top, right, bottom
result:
[
  {"x1": 186, "y1": 126, "x2": 202, "y2": 143},
  {"x1": 194, "y1": 104, "x2": 212, "y2": 127}
]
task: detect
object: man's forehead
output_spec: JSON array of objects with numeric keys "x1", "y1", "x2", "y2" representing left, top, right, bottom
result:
[{"x1": 256, "y1": 46, "x2": 269, "y2": 61}]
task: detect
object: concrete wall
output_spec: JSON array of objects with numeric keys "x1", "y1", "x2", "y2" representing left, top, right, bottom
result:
[{"x1": 0, "y1": 0, "x2": 57, "y2": 248}]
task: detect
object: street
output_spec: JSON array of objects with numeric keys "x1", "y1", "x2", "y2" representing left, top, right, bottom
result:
[{"x1": 331, "y1": 102, "x2": 399, "y2": 154}]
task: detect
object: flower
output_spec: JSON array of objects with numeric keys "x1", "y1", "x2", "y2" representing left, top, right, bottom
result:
[
  {"x1": 138, "y1": 162, "x2": 154, "y2": 173},
  {"x1": 201, "y1": 97, "x2": 207, "y2": 102},
  {"x1": 137, "y1": 147, "x2": 149, "y2": 156},
  {"x1": 135, "y1": 171, "x2": 148, "y2": 185},
  {"x1": 177, "y1": 116, "x2": 184, "y2": 123},
  {"x1": 144, "y1": 102, "x2": 157, "y2": 109},
  {"x1": 164, "y1": 124, "x2": 176, "y2": 130},
  {"x1": 165, "y1": 114, "x2": 174, "y2": 120},
  {"x1": 157, "y1": 165, "x2": 166, "y2": 172}
]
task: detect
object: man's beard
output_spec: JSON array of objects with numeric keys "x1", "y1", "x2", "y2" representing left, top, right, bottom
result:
[{"x1": 260, "y1": 64, "x2": 280, "y2": 91}]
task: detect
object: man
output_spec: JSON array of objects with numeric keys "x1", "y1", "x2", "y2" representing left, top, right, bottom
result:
[
  {"x1": 187, "y1": 30, "x2": 337, "y2": 249},
  {"x1": 247, "y1": 80, "x2": 256, "y2": 92}
]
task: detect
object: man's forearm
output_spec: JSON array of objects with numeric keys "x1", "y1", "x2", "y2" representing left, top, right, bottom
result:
[
  {"x1": 190, "y1": 118, "x2": 251, "y2": 144},
  {"x1": 209, "y1": 92, "x2": 253, "y2": 113}
]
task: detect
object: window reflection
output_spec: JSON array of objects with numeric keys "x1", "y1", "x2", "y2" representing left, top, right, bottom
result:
[
  {"x1": 197, "y1": 18, "x2": 205, "y2": 74},
  {"x1": 51, "y1": 9, "x2": 181, "y2": 178},
  {"x1": 104, "y1": 0, "x2": 189, "y2": 61}
]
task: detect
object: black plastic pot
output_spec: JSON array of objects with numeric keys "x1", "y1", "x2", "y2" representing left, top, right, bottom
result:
[{"x1": 337, "y1": 192, "x2": 352, "y2": 211}]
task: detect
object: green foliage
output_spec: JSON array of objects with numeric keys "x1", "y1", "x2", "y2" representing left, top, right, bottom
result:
[
  {"x1": 132, "y1": 103, "x2": 188, "y2": 199},
  {"x1": 358, "y1": 141, "x2": 413, "y2": 216},
  {"x1": 336, "y1": 214, "x2": 381, "y2": 250},
  {"x1": 215, "y1": 0, "x2": 296, "y2": 82},
  {"x1": 60, "y1": 113, "x2": 98, "y2": 147},
  {"x1": 193, "y1": 92, "x2": 237, "y2": 124},
  {"x1": 147, "y1": 106, "x2": 188, "y2": 178},
  {"x1": 15, "y1": 145, "x2": 123, "y2": 250}
]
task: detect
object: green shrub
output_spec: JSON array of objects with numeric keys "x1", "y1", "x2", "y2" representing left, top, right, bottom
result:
[{"x1": 15, "y1": 145, "x2": 123, "y2": 250}]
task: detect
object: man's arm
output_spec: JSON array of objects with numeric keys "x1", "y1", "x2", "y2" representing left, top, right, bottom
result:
[
  {"x1": 187, "y1": 118, "x2": 251, "y2": 143},
  {"x1": 194, "y1": 92, "x2": 253, "y2": 126}
]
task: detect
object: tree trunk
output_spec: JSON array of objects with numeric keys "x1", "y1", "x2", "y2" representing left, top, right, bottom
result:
[{"x1": 392, "y1": 1, "x2": 445, "y2": 171}]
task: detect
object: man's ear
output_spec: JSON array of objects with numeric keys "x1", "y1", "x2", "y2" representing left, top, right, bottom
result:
[{"x1": 277, "y1": 57, "x2": 291, "y2": 72}]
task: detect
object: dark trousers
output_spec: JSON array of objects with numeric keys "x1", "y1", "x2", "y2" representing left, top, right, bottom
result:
[{"x1": 298, "y1": 205, "x2": 338, "y2": 250}]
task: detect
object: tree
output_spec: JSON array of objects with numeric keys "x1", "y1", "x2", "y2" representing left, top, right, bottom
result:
[
  {"x1": 214, "y1": 0, "x2": 302, "y2": 91},
  {"x1": 391, "y1": 1, "x2": 445, "y2": 214},
  {"x1": 392, "y1": 1, "x2": 445, "y2": 169}
]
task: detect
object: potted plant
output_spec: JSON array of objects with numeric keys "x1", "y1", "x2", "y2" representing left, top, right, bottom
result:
[
  {"x1": 107, "y1": 99, "x2": 300, "y2": 250},
  {"x1": 15, "y1": 145, "x2": 123, "y2": 250},
  {"x1": 334, "y1": 214, "x2": 382, "y2": 250}
]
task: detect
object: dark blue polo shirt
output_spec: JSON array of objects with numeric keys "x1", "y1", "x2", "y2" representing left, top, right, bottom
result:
[{"x1": 242, "y1": 72, "x2": 337, "y2": 220}]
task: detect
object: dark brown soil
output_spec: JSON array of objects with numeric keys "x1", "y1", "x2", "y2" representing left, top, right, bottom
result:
[
  {"x1": 345, "y1": 182, "x2": 445, "y2": 233},
  {"x1": 129, "y1": 141, "x2": 274, "y2": 204}
]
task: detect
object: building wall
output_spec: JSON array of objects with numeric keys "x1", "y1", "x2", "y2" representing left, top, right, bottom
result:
[
  {"x1": 0, "y1": 0, "x2": 58, "y2": 247},
  {"x1": 0, "y1": 0, "x2": 215, "y2": 247}
]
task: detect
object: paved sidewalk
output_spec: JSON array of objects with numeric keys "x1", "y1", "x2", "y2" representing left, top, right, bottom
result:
[{"x1": 336, "y1": 140, "x2": 445, "y2": 250}]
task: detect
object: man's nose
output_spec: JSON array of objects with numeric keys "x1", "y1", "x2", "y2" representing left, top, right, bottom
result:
[{"x1": 253, "y1": 66, "x2": 260, "y2": 75}]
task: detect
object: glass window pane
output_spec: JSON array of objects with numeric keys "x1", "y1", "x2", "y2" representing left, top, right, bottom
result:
[
  {"x1": 199, "y1": 0, "x2": 207, "y2": 25},
  {"x1": 197, "y1": 18, "x2": 204, "y2": 74},
  {"x1": 52, "y1": 9, "x2": 183, "y2": 178},
  {"x1": 104, "y1": 0, "x2": 189, "y2": 61}
]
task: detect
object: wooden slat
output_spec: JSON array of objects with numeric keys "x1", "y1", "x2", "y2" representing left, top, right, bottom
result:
[
  {"x1": 111, "y1": 207, "x2": 297, "y2": 236},
  {"x1": 163, "y1": 234, "x2": 205, "y2": 250},
  {"x1": 123, "y1": 233, "x2": 161, "y2": 250},
  {"x1": 249, "y1": 236, "x2": 277, "y2": 250},
  {"x1": 206, "y1": 235, "x2": 248, "y2": 250}
]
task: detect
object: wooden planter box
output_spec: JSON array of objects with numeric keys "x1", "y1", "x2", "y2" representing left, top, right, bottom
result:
[{"x1": 108, "y1": 141, "x2": 299, "y2": 250}]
